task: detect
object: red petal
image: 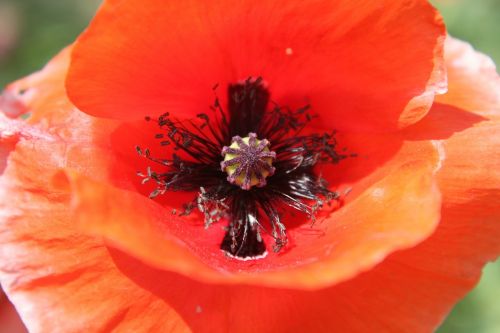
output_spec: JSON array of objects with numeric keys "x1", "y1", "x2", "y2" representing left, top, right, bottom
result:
[
  {"x1": 325, "y1": 36, "x2": 500, "y2": 332},
  {"x1": 0, "y1": 50, "x2": 191, "y2": 332},
  {"x1": 0, "y1": 156, "x2": 189, "y2": 332},
  {"x1": 55, "y1": 138, "x2": 441, "y2": 289},
  {"x1": 67, "y1": 0, "x2": 446, "y2": 132},
  {"x1": 0, "y1": 142, "x2": 449, "y2": 332}
]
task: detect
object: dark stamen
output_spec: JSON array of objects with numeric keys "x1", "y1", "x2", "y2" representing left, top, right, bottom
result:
[{"x1": 137, "y1": 77, "x2": 350, "y2": 260}]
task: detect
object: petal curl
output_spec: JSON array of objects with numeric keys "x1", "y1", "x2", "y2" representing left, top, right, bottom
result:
[
  {"x1": 436, "y1": 37, "x2": 500, "y2": 120},
  {"x1": 67, "y1": 0, "x2": 446, "y2": 132},
  {"x1": 428, "y1": 39, "x2": 500, "y2": 278},
  {"x1": 412, "y1": 38, "x2": 500, "y2": 276}
]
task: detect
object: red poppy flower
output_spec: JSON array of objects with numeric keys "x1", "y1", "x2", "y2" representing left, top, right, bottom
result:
[{"x1": 1, "y1": 0, "x2": 499, "y2": 331}]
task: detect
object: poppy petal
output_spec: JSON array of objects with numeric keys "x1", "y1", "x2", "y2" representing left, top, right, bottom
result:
[
  {"x1": 67, "y1": 0, "x2": 446, "y2": 131},
  {"x1": 57, "y1": 138, "x2": 441, "y2": 289},
  {"x1": 97, "y1": 83, "x2": 500, "y2": 333},
  {"x1": 0, "y1": 50, "x2": 191, "y2": 333},
  {"x1": 0, "y1": 137, "x2": 446, "y2": 332},
  {"x1": 436, "y1": 37, "x2": 500, "y2": 120},
  {"x1": 346, "y1": 37, "x2": 500, "y2": 331},
  {"x1": 0, "y1": 157, "x2": 189, "y2": 332},
  {"x1": 433, "y1": 38, "x2": 500, "y2": 273}
]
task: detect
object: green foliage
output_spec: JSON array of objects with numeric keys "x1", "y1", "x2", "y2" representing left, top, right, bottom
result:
[
  {"x1": 0, "y1": 0, "x2": 100, "y2": 86},
  {"x1": 438, "y1": 263, "x2": 500, "y2": 333},
  {"x1": 432, "y1": 0, "x2": 500, "y2": 66}
]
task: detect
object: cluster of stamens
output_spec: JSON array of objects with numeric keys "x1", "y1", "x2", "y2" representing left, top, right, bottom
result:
[
  {"x1": 136, "y1": 77, "x2": 350, "y2": 260},
  {"x1": 221, "y1": 133, "x2": 276, "y2": 190}
]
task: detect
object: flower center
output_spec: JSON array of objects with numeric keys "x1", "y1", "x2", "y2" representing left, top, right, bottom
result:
[
  {"x1": 137, "y1": 77, "x2": 350, "y2": 261},
  {"x1": 221, "y1": 133, "x2": 276, "y2": 190}
]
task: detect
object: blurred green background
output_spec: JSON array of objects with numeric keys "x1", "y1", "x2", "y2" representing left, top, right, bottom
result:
[{"x1": 0, "y1": 0, "x2": 499, "y2": 332}]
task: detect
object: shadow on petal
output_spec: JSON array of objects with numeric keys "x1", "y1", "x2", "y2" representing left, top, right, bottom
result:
[{"x1": 403, "y1": 103, "x2": 485, "y2": 141}]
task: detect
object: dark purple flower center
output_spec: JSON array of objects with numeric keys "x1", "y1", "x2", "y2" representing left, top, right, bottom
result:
[{"x1": 137, "y1": 78, "x2": 349, "y2": 260}]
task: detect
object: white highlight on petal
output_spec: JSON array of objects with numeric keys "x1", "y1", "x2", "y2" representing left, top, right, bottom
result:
[
  {"x1": 223, "y1": 250, "x2": 268, "y2": 261},
  {"x1": 0, "y1": 113, "x2": 55, "y2": 142},
  {"x1": 448, "y1": 38, "x2": 496, "y2": 72},
  {"x1": 285, "y1": 47, "x2": 293, "y2": 56},
  {"x1": 372, "y1": 187, "x2": 385, "y2": 199}
]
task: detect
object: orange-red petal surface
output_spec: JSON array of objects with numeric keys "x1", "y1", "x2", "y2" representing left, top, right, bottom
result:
[
  {"x1": 56, "y1": 142, "x2": 441, "y2": 289},
  {"x1": 1, "y1": 29, "x2": 500, "y2": 333},
  {"x1": 67, "y1": 0, "x2": 446, "y2": 132},
  {"x1": 0, "y1": 50, "x2": 191, "y2": 333},
  {"x1": 431, "y1": 38, "x2": 500, "y2": 277},
  {"x1": 436, "y1": 37, "x2": 500, "y2": 120},
  {"x1": 363, "y1": 37, "x2": 500, "y2": 330},
  {"x1": 0, "y1": 152, "x2": 189, "y2": 332}
]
